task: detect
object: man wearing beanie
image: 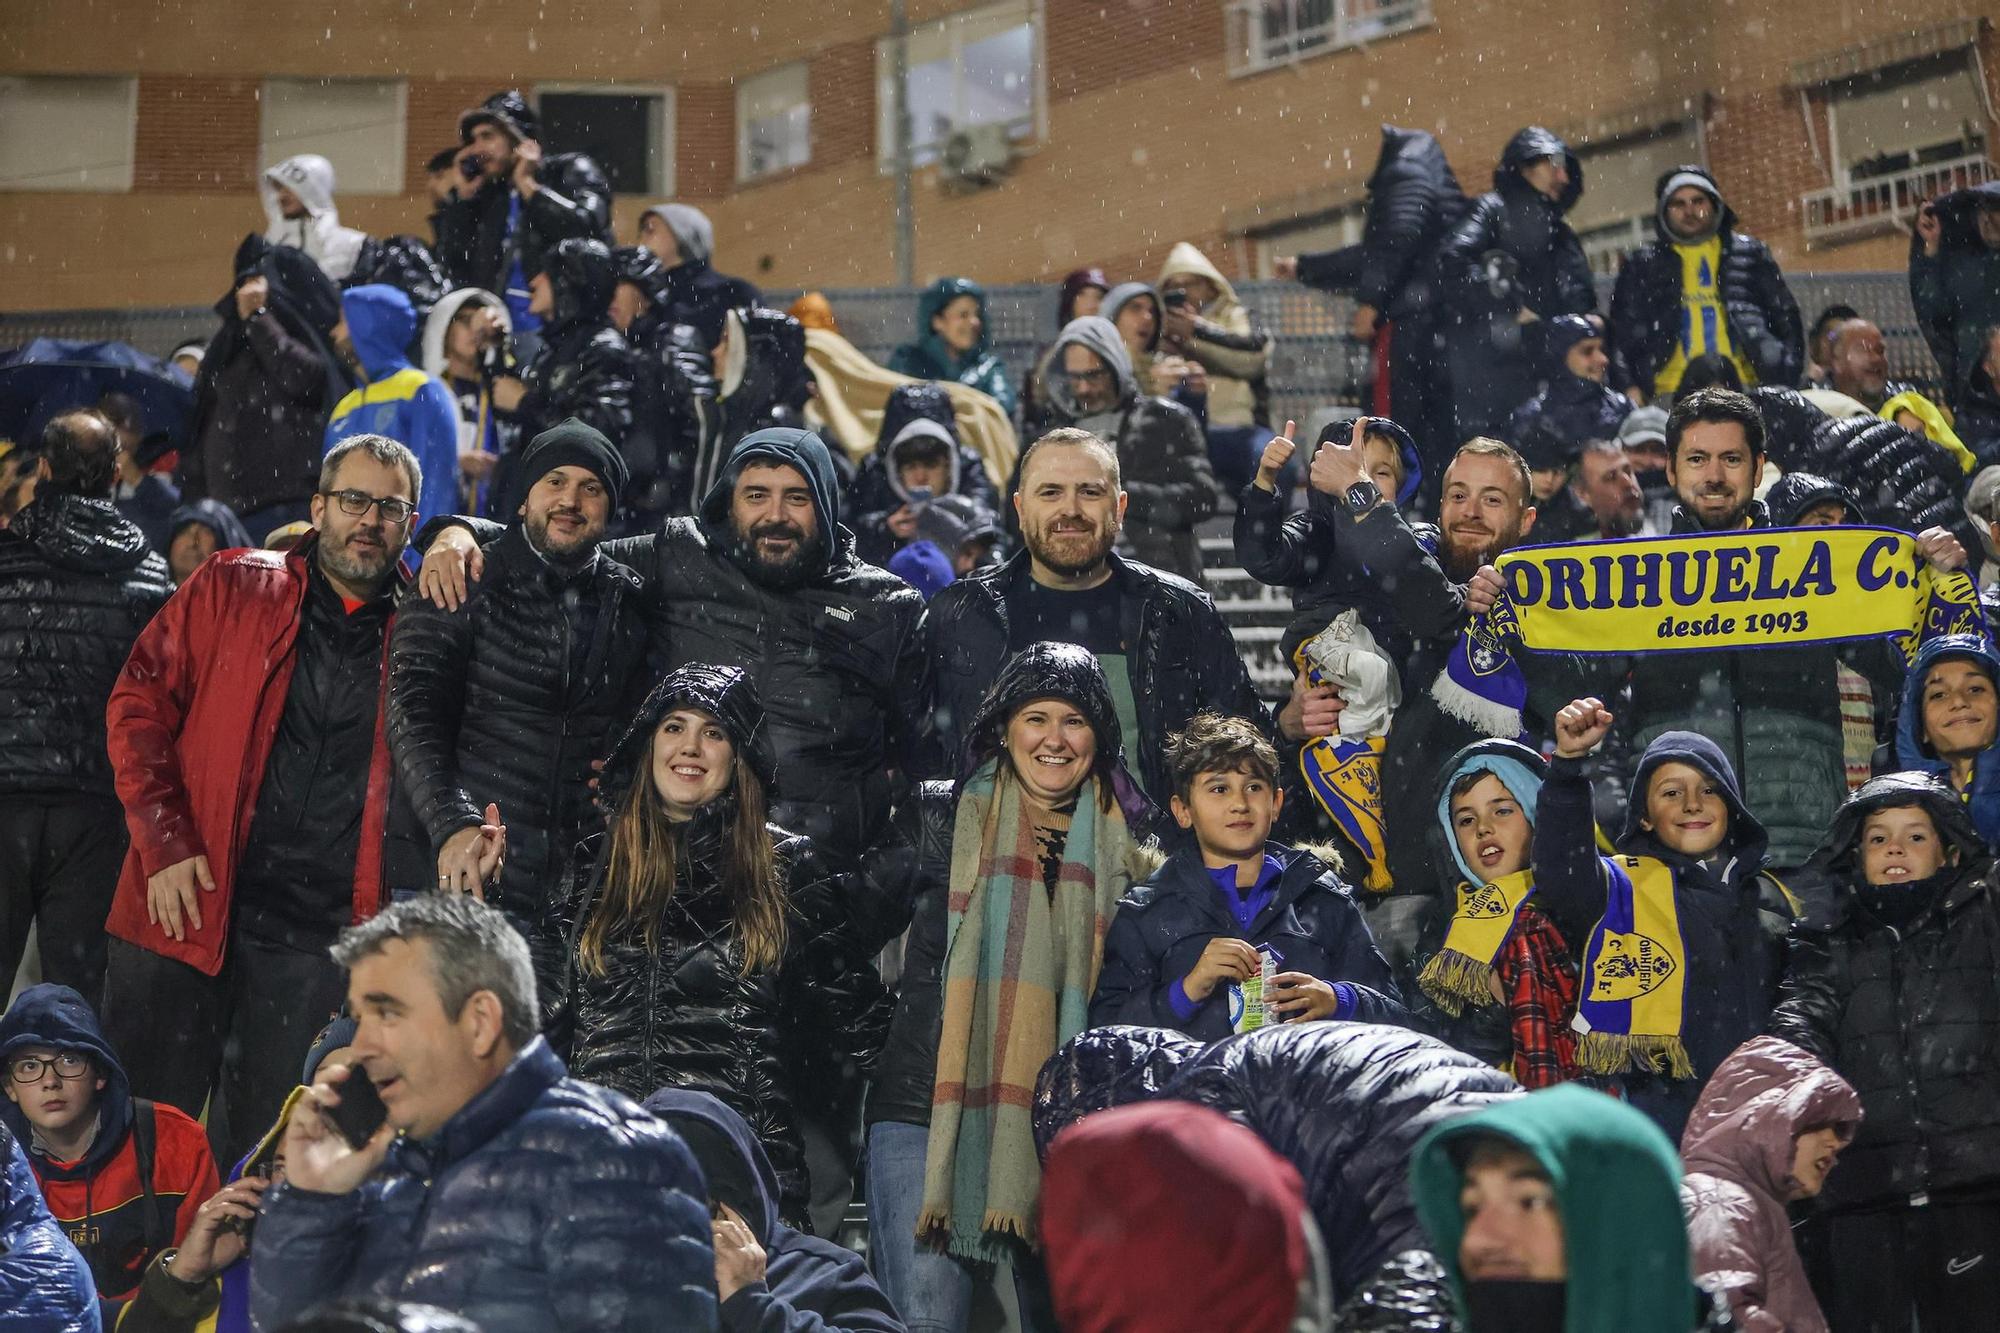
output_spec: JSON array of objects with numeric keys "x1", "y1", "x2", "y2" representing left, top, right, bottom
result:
[
  {"x1": 1608, "y1": 165, "x2": 1803, "y2": 403},
  {"x1": 386, "y1": 418, "x2": 649, "y2": 947}
]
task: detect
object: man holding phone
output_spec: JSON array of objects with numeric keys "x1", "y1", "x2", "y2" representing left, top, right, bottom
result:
[
  {"x1": 433, "y1": 90, "x2": 613, "y2": 349},
  {"x1": 249, "y1": 895, "x2": 719, "y2": 1333}
]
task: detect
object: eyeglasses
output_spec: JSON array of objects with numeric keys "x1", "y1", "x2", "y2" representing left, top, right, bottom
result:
[
  {"x1": 324, "y1": 490, "x2": 415, "y2": 524},
  {"x1": 1068, "y1": 369, "x2": 1114, "y2": 385},
  {"x1": 9, "y1": 1052, "x2": 91, "y2": 1084}
]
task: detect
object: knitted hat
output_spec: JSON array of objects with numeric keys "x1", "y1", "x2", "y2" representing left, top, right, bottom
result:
[{"x1": 513, "y1": 417, "x2": 627, "y2": 513}]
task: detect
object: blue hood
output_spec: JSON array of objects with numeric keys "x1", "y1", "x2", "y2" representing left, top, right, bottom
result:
[
  {"x1": 0, "y1": 985, "x2": 131, "y2": 1179},
  {"x1": 642, "y1": 1089, "x2": 779, "y2": 1245},
  {"x1": 1319, "y1": 416, "x2": 1422, "y2": 506},
  {"x1": 1433, "y1": 739, "x2": 1546, "y2": 887},
  {"x1": 168, "y1": 497, "x2": 254, "y2": 552},
  {"x1": 1898, "y1": 634, "x2": 2000, "y2": 773},
  {"x1": 340, "y1": 283, "x2": 417, "y2": 381}
]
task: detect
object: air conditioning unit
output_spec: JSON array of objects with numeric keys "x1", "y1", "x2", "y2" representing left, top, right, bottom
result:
[{"x1": 940, "y1": 122, "x2": 1015, "y2": 188}]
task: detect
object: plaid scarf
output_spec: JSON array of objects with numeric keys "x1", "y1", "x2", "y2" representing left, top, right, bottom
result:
[{"x1": 919, "y1": 759, "x2": 1136, "y2": 1262}]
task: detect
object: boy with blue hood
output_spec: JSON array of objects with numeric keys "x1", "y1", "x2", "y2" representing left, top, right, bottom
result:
[
  {"x1": 642, "y1": 1090, "x2": 901, "y2": 1333},
  {"x1": 1534, "y1": 700, "x2": 1800, "y2": 1138},
  {"x1": 0, "y1": 984, "x2": 217, "y2": 1317},
  {"x1": 1896, "y1": 632, "x2": 2000, "y2": 849},
  {"x1": 324, "y1": 285, "x2": 460, "y2": 534}
]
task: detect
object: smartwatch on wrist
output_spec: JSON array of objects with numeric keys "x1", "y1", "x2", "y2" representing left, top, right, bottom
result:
[{"x1": 1343, "y1": 480, "x2": 1382, "y2": 517}]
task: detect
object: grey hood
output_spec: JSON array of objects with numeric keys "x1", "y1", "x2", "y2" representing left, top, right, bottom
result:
[
  {"x1": 642, "y1": 203, "x2": 715, "y2": 265},
  {"x1": 1045, "y1": 314, "x2": 1138, "y2": 423}
]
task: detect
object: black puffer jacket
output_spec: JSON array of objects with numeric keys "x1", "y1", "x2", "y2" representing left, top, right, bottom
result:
[
  {"x1": 1608, "y1": 165, "x2": 1803, "y2": 395},
  {"x1": 1434, "y1": 127, "x2": 1596, "y2": 440},
  {"x1": 513, "y1": 238, "x2": 638, "y2": 448},
  {"x1": 540, "y1": 665, "x2": 889, "y2": 1225},
  {"x1": 1770, "y1": 773, "x2": 2000, "y2": 1210},
  {"x1": 433, "y1": 92, "x2": 612, "y2": 295},
  {"x1": 1032, "y1": 1023, "x2": 1520, "y2": 1302},
  {"x1": 0, "y1": 492, "x2": 172, "y2": 801},
  {"x1": 1909, "y1": 179, "x2": 2000, "y2": 409},
  {"x1": 386, "y1": 522, "x2": 648, "y2": 917},
  {"x1": 918, "y1": 548, "x2": 1269, "y2": 801},
  {"x1": 429, "y1": 429, "x2": 927, "y2": 864},
  {"x1": 1753, "y1": 386, "x2": 1981, "y2": 554},
  {"x1": 706, "y1": 310, "x2": 813, "y2": 504},
  {"x1": 614, "y1": 246, "x2": 719, "y2": 520},
  {"x1": 1295, "y1": 126, "x2": 1468, "y2": 321}
]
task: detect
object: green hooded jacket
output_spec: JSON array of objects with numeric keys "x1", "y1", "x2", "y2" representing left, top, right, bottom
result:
[
  {"x1": 887, "y1": 276, "x2": 1018, "y2": 419},
  {"x1": 1410, "y1": 1084, "x2": 1700, "y2": 1333}
]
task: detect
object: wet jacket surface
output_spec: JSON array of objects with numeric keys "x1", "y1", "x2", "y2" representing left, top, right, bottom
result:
[
  {"x1": 512, "y1": 239, "x2": 639, "y2": 448},
  {"x1": 386, "y1": 522, "x2": 649, "y2": 913},
  {"x1": 1770, "y1": 773, "x2": 2000, "y2": 1210},
  {"x1": 248, "y1": 1037, "x2": 719, "y2": 1333},
  {"x1": 1680, "y1": 1035, "x2": 1859, "y2": 1333},
  {"x1": 102, "y1": 539, "x2": 395, "y2": 975},
  {"x1": 433, "y1": 152, "x2": 613, "y2": 295},
  {"x1": 0, "y1": 493, "x2": 172, "y2": 801},
  {"x1": 1032, "y1": 1022, "x2": 1520, "y2": 1303},
  {"x1": 0, "y1": 1123, "x2": 99, "y2": 1333},
  {"x1": 1608, "y1": 166, "x2": 1803, "y2": 395},
  {"x1": 1909, "y1": 180, "x2": 2000, "y2": 409},
  {"x1": 918, "y1": 548, "x2": 1270, "y2": 802}
]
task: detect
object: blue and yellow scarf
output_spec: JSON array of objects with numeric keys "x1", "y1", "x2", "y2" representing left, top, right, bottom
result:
[{"x1": 1573, "y1": 855, "x2": 1695, "y2": 1080}]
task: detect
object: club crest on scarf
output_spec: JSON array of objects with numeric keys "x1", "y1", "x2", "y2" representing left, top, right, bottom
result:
[
  {"x1": 1586, "y1": 931, "x2": 1677, "y2": 1000},
  {"x1": 1291, "y1": 637, "x2": 1393, "y2": 893}
]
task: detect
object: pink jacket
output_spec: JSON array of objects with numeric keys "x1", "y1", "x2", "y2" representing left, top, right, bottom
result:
[{"x1": 1681, "y1": 1036, "x2": 1862, "y2": 1333}]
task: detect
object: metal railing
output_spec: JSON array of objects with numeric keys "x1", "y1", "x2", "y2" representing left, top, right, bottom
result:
[
  {"x1": 1224, "y1": 0, "x2": 1433, "y2": 78},
  {"x1": 0, "y1": 271, "x2": 1943, "y2": 426},
  {"x1": 1802, "y1": 152, "x2": 1996, "y2": 247}
]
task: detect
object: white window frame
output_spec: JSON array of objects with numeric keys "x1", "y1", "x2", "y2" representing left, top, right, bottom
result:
[
  {"x1": 736, "y1": 62, "x2": 812, "y2": 184},
  {"x1": 876, "y1": 0, "x2": 1044, "y2": 172},
  {"x1": 1226, "y1": 0, "x2": 1434, "y2": 79},
  {"x1": 1568, "y1": 120, "x2": 1706, "y2": 277},
  {"x1": 1823, "y1": 53, "x2": 1989, "y2": 190},
  {"x1": 259, "y1": 77, "x2": 409, "y2": 196},
  {"x1": 531, "y1": 82, "x2": 676, "y2": 199},
  {"x1": 0, "y1": 76, "x2": 138, "y2": 193}
]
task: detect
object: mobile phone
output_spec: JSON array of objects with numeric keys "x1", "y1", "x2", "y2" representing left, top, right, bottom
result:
[
  {"x1": 324, "y1": 1063, "x2": 389, "y2": 1149},
  {"x1": 906, "y1": 486, "x2": 934, "y2": 507},
  {"x1": 459, "y1": 154, "x2": 484, "y2": 181},
  {"x1": 1162, "y1": 290, "x2": 1189, "y2": 310}
]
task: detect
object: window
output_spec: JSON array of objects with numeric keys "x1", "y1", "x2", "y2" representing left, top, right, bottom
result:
[
  {"x1": 0, "y1": 76, "x2": 136, "y2": 192},
  {"x1": 738, "y1": 63, "x2": 810, "y2": 182},
  {"x1": 536, "y1": 86, "x2": 673, "y2": 196},
  {"x1": 1828, "y1": 52, "x2": 1987, "y2": 185},
  {"x1": 1226, "y1": 0, "x2": 1434, "y2": 78},
  {"x1": 260, "y1": 78, "x2": 406, "y2": 195},
  {"x1": 1251, "y1": 204, "x2": 1363, "y2": 278},
  {"x1": 877, "y1": 1, "x2": 1038, "y2": 169},
  {"x1": 1568, "y1": 123, "x2": 1704, "y2": 276}
]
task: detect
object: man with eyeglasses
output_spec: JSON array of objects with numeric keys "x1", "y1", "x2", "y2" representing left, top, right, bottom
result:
[
  {"x1": 0, "y1": 982, "x2": 218, "y2": 1315},
  {"x1": 99, "y1": 433, "x2": 431, "y2": 1172}
]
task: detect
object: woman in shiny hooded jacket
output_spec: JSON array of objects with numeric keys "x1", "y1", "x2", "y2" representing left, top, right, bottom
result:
[
  {"x1": 537, "y1": 663, "x2": 888, "y2": 1227},
  {"x1": 1770, "y1": 772, "x2": 2000, "y2": 1330},
  {"x1": 863, "y1": 642, "x2": 1158, "y2": 1332},
  {"x1": 1434, "y1": 126, "x2": 1597, "y2": 443}
]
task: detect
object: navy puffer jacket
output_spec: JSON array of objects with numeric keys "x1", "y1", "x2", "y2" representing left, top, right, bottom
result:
[
  {"x1": 1294, "y1": 125, "x2": 1468, "y2": 321},
  {"x1": 1608, "y1": 165, "x2": 1803, "y2": 394},
  {"x1": 249, "y1": 1037, "x2": 719, "y2": 1333},
  {"x1": 1753, "y1": 386, "x2": 1981, "y2": 554},
  {"x1": 1032, "y1": 1022, "x2": 1520, "y2": 1301},
  {"x1": 0, "y1": 1122, "x2": 97, "y2": 1333},
  {"x1": 0, "y1": 492, "x2": 172, "y2": 801}
]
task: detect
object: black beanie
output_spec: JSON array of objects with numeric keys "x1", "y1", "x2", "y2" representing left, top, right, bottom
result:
[{"x1": 514, "y1": 417, "x2": 627, "y2": 513}]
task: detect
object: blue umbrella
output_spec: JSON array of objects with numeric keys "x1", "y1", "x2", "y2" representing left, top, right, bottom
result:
[{"x1": 0, "y1": 338, "x2": 199, "y2": 451}]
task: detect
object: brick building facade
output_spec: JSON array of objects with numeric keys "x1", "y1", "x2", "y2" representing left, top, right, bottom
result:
[{"x1": 1, "y1": 0, "x2": 1992, "y2": 311}]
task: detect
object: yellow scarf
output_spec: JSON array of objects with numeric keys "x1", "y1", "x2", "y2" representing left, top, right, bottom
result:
[{"x1": 1419, "y1": 869, "x2": 1537, "y2": 1015}]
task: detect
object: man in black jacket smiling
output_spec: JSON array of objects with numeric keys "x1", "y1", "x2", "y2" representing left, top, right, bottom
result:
[
  {"x1": 387, "y1": 419, "x2": 648, "y2": 942},
  {"x1": 0, "y1": 410, "x2": 173, "y2": 1005},
  {"x1": 918, "y1": 426, "x2": 1268, "y2": 804}
]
